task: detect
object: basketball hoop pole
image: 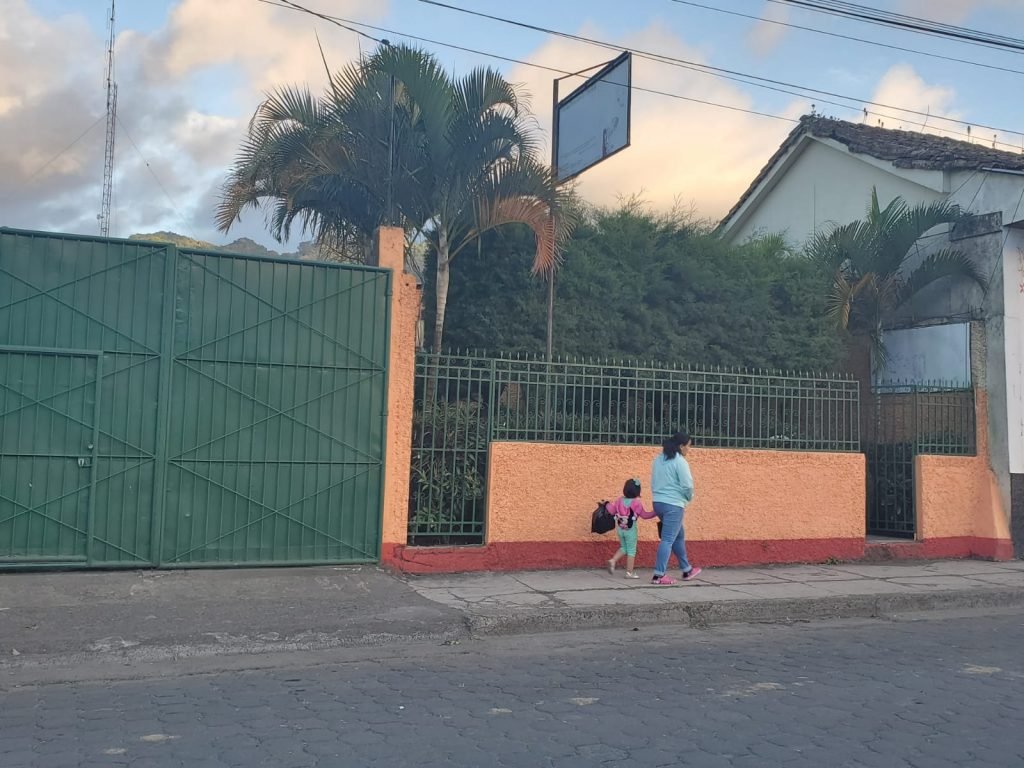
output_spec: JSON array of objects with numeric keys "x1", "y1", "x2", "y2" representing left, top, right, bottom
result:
[
  {"x1": 546, "y1": 60, "x2": 615, "y2": 362},
  {"x1": 547, "y1": 76, "x2": 559, "y2": 362}
]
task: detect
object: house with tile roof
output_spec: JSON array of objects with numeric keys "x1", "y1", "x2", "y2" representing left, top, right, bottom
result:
[
  {"x1": 719, "y1": 115, "x2": 1024, "y2": 557},
  {"x1": 719, "y1": 115, "x2": 1024, "y2": 245}
]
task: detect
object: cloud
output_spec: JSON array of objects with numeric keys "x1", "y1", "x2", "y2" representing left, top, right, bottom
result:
[
  {"x1": 0, "y1": 0, "x2": 994, "y2": 246},
  {"x1": 868, "y1": 64, "x2": 965, "y2": 140},
  {"x1": 748, "y1": 2, "x2": 791, "y2": 57},
  {"x1": 142, "y1": 0, "x2": 380, "y2": 101},
  {"x1": 509, "y1": 26, "x2": 809, "y2": 221},
  {"x1": 0, "y1": 0, "x2": 385, "y2": 245},
  {"x1": 0, "y1": 2, "x2": 106, "y2": 229}
]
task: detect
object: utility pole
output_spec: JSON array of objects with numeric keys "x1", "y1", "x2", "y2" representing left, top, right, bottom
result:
[
  {"x1": 381, "y1": 39, "x2": 396, "y2": 227},
  {"x1": 547, "y1": 77, "x2": 559, "y2": 362},
  {"x1": 99, "y1": 0, "x2": 117, "y2": 237}
]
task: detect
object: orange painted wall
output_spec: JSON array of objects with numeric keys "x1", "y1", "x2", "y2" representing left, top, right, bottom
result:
[
  {"x1": 487, "y1": 442, "x2": 865, "y2": 544},
  {"x1": 916, "y1": 392, "x2": 1011, "y2": 555},
  {"x1": 376, "y1": 227, "x2": 419, "y2": 550}
]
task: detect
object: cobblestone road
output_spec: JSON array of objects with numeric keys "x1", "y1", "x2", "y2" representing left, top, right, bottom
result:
[{"x1": 3, "y1": 612, "x2": 1024, "y2": 767}]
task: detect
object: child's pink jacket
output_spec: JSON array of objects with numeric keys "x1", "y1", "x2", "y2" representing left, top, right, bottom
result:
[{"x1": 607, "y1": 497, "x2": 655, "y2": 529}]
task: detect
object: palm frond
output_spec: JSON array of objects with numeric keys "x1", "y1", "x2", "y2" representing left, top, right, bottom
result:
[
  {"x1": 897, "y1": 248, "x2": 987, "y2": 305},
  {"x1": 826, "y1": 274, "x2": 856, "y2": 330},
  {"x1": 805, "y1": 219, "x2": 875, "y2": 276},
  {"x1": 827, "y1": 271, "x2": 877, "y2": 331},
  {"x1": 879, "y1": 200, "x2": 962, "y2": 273},
  {"x1": 448, "y1": 155, "x2": 570, "y2": 273},
  {"x1": 366, "y1": 43, "x2": 455, "y2": 163},
  {"x1": 455, "y1": 67, "x2": 521, "y2": 119},
  {"x1": 257, "y1": 85, "x2": 323, "y2": 127},
  {"x1": 870, "y1": 328, "x2": 890, "y2": 374}
]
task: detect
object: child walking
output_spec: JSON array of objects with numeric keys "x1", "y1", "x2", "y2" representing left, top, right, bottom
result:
[{"x1": 607, "y1": 479, "x2": 653, "y2": 579}]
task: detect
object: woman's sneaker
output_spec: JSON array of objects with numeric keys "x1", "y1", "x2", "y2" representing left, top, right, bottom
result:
[
  {"x1": 681, "y1": 567, "x2": 703, "y2": 581},
  {"x1": 651, "y1": 575, "x2": 676, "y2": 585}
]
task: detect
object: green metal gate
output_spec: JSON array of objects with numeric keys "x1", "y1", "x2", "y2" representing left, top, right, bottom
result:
[{"x1": 0, "y1": 229, "x2": 389, "y2": 568}]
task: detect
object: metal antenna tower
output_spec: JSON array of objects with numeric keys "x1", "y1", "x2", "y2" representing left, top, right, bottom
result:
[{"x1": 99, "y1": 0, "x2": 117, "y2": 237}]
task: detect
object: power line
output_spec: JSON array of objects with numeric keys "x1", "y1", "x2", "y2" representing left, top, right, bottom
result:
[
  {"x1": 781, "y1": 0, "x2": 1024, "y2": 51},
  {"x1": 25, "y1": 117, "x2": 105, "y2": 184},
  {"x1": 261, "y1": 0, "x2": 1024, "y2": 152},
  {"x1": 116, "y1": 114, "x2": 185, "y2": 223},
  {"x1": 769, "y1": 0, "x2": 1024, "y2": 55},
  {"x1": 668, "y1": 0, "x2": 1024, "y2": 77},
  {"x1": 414, "y1": 0, "x2": 1024, "y2": 148},
  {"x1": 260, "y1": 0, "x2": 797, "y2": 124},
  {"x1": 256, "y1": 0, "x2": 385, "y2": 44}
]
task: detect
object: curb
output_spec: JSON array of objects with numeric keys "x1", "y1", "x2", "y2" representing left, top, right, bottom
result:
[{"x1": 464, "y1": 587, "x2": 1024, "y2": 636}]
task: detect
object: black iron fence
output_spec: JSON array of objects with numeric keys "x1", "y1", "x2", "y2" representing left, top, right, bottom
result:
[
  {"x1": 409, "y1": 353, "x2": 861, "y2": 546},
  {"x1": 865, "y1": 384, "x2": 976, "y2": 538}
]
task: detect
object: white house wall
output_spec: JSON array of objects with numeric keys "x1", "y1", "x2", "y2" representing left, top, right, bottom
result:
[
  {"x1": 1004, "y1": 228, "x2": 1024, "y2": 475},
  {"x1": 727, "y1": 138, "x2": 946, "y2": 245},
  {"x1": 949, "y1": 170, "x2": 1024, "y2": 222}
]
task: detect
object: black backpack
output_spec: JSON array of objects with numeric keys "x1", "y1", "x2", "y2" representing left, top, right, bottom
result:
[{"x1": 590, "y1": 501, "x2": 616, "y2": 535}]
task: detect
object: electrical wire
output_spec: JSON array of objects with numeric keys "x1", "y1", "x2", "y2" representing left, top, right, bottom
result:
[
  {"x1": 116, "y1": 114, "x2": 185, "y2": 223},
  {"x1": 259, "y1": 0, "x2": 798, "y2": 123},
  {"x1": 261, "y1": 0, "x2": 1024, "y2": 152},
  {"x1": 265, "y1": 0, "x2": 1024, "y2": 315},
  {"x1": 24, "y1": 116, "x2": 105, "y2": 184},
  {"x1": 256, "y1": 0, "x2": 386, "y2": 44},
  {"x1": 768, "y1": 0, "x2": 1024, "y2": 55},
  {"x1": 414, "y1": 0, "x2": 1024, "y2": 149},
  {"x1": 782, "y1": 0, "x2": 1024, "y2": 49},
  {"x1": 668, "y1": 0, "x2": 1024, "y2": 77}
]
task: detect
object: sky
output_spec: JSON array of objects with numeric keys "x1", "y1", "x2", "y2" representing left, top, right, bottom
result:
[{"x1": 3, "y1": 0, "x2": 1024, "y2": 250}]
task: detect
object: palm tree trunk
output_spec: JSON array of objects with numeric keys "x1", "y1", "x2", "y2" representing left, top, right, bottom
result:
[
  {"x1": 432, "y1": 227, "x2": 451, "y2": 354},
  {"x1": 424, "y1": 227, "x2": 451, "y2": 406}
]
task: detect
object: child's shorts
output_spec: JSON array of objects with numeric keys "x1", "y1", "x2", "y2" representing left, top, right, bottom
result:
[{"x1": 616, "y1": 525, "x2": 638, "y2": 556}]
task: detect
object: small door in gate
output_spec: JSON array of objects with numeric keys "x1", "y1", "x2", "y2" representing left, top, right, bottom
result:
[
  {"x1": 0, "y1": 349, "x2": 100, "y2": 563},
  {"x1": 865, "y1": 389, "x2": 917, "y2": 539}
]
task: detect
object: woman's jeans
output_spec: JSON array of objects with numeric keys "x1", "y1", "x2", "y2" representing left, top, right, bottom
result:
[{"x1": 653, "y1": 502, "x2": 691, "y2": 576}]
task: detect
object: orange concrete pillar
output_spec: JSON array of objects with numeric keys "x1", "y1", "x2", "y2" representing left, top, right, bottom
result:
[{"x1": 372, "y1": 227, "x2": 419, "y2": 561}]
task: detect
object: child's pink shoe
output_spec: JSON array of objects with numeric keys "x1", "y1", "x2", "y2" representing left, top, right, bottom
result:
[
  {"x1": 651, "y1": 575, "x2": 676, "y2": 585},
  {"x1": 681, "y1": 567, "x2": 703, "y2": 581}
]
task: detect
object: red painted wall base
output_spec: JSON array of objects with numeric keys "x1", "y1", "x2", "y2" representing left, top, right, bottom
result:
[
  {"x1": 866, "y1": 536, "x2": 1014, "y2": 562},
  {"x1": 382, "y1": 536, "x2": 1014, "y2": 574}
]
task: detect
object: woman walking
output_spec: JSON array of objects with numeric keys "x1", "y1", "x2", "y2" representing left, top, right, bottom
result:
[{"x1": 650, "y1": 431, "x2": 702, "y2": 585}]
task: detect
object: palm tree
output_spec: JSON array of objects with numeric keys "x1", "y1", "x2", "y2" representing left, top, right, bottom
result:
[
  {"x1": 217, "y1": 44, "x2": 572, "y2": 352},
  {"x1": 363, "y1": 45, "x2": 573, "y2": 353},
  {"x1": 216, "y1": 59, "x2": 422, "y2": 262},
  {"x1": 806, "y1": 188, "x2": 986, "y2": 368}
]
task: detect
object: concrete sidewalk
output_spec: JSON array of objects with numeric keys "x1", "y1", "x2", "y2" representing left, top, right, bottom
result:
[
  {"x1": 1, "y1": 559, "x2": 1023, "y2": 684},
  {"x1": 0, "y1": 566, "x2": 464, "y2": 669},
  {"x1": 405, "y1": 559, "x2": 1024, "y2": 635}
]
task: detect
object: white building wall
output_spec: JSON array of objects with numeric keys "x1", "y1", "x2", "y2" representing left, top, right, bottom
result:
[
  {"x1": 1004, "y1": 228, "x2": 1024, "y2": 475},
  {"x1": 949, "y1": 170, "x2": 1024, "y2": 222},
  {"x1": 727, "y1": 138, "x2": 946, "y2": 245}
]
